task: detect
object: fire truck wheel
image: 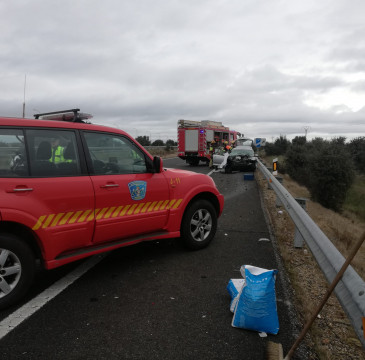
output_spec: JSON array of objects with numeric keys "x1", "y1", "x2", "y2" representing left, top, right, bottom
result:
[
  {"x1": 0, "y1": 234, "x2": 36, "y2": 310},
  {"x1": 188, "y1": 159, "x2": 199, "y2": 166},
  {"x1": 181, "y1": 200, "x2": 217, "y2": 250}
]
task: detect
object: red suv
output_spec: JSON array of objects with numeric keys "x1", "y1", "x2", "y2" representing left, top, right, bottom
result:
[{"x1": 0, "y1": 109, "x2": 224, "y2": 309}]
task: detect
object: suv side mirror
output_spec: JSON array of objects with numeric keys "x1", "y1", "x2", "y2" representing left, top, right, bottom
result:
[{"x1": 153, "y1": 156, "x2": 163, "y2": 173}]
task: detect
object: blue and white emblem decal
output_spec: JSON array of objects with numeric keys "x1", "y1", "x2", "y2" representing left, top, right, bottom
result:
[{"x1": 128, "y1": 181, "x2": 147, "y2": 201}]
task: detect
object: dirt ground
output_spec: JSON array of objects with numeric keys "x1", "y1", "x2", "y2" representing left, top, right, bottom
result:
[{"x1": 256, "y1": 165, "x2": 365, "y2": 359}]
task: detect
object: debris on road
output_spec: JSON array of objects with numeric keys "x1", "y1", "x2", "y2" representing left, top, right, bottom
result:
[{"x1": 227, "y1": 265, "x2": 279, "y2": 335}]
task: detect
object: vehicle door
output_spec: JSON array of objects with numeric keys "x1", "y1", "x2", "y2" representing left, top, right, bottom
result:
[
  {"x1": 82, "y1": 131, "x2": 170, "y2": 244},
  {"x1": 212, "y1": 148, "x2": 225, "y2": 167},
  {"x1": 0, "y1": 128, "x2": 95, "y2": 262}
]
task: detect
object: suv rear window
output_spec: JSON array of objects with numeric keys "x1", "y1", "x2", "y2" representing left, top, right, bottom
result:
[
  {"x1": 0, "y1": 128, "x2": 81, "y2": 177},
  {"x1": 27, "y1": 129, "x2": 81, "y2": 177}
]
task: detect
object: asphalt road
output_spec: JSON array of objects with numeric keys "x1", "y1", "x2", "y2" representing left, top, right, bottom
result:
[{"x1": 0, "y1": 157, "x2": 306, "y2": 359}]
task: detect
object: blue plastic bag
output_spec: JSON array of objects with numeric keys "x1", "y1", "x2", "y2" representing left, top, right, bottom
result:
[
  {"x1": 226, "y1": 278, "x2": 245, "y2": 313},
  {"x1": 231, "y1": 265, "x2": 279, "y2": 334}
]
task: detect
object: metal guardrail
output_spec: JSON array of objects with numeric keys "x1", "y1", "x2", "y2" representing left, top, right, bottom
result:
[{"x1": 257, "y1": 159, "x2": 365, "y2": 347}]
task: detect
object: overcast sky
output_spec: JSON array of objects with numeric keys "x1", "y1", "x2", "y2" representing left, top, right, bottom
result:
[{"x1": 1, "y1": 0, "x2": 365, "y2": 142}]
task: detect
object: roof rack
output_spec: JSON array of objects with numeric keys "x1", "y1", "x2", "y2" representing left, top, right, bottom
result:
[{"x1": 33, "y1": 109, "x2": 93, "y2": 123}]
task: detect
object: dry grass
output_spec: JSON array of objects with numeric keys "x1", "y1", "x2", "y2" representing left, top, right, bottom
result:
[
  {"x1": 256, "y1": 167, "x2": 365, "y2": 359},
  {"x1": 282, "y1": 173, "x2": 365, "y2": 277},
  {"x1": 148, "y1": 148, "x2": 177, "y2": 158},
  {"x1": 344, "y1": 174, "x2": 365, "y2": 222}
]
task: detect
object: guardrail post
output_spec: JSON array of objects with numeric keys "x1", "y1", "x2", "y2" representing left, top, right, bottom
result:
[
  {"x1": 294, "y1": 198, "x2": 307, "y2": 248},
  {"x1": 275, "y1": 177, "x2": 283, "y2": 207},
  {"x1": 266, "y1": 167, "x2": 273, "y2": 189}
]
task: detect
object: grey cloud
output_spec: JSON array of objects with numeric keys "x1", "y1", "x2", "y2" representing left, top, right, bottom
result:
[
  {"x1": 229, "y1": 66, "x2": 344, "y2": 94},
  {"x1": 1, "y1": 0, "x2": 365, "y2": 142}
]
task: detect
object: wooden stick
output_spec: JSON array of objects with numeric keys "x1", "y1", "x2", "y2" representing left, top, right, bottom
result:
[{"x1": 284, "y1": 231, "x2": 365, "y2": 360}]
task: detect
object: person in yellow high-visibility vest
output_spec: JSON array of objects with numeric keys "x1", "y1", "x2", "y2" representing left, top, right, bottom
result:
[
  {"x1": 131, "y1": 149, "x2": 140, "y2": 162},
  {"x1": 209, "y1": 141, "x2": 215, "y2": 168},
  {"x1": 50, "y1": 137, "x2": 65, "y2": 163}
]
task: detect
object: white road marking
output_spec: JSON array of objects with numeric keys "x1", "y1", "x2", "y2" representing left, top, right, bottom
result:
[
  {"x1": 208, "y1": 169, "x2": 221, "y2": 177},
  {"x1": 0, "y1": 253, "x2": 107, "y2": 340}
]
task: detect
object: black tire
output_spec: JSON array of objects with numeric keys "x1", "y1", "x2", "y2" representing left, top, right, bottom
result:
[
  {"x1": 180, "y1": 200, "x2": 217, "y2": 250},
  {"x1": 0, "y1": 234, "x2": 35, "y2": 309},
  {"x1": 225, "y1": 164, "x2": 232, "y2": 174},
  {"x1": 188, "y1": 159, "x2": 199, "y2": 166}
]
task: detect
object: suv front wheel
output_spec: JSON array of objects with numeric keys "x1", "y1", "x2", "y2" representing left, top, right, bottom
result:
[
  {"x1": 0, "y1": 234, "x2": 35, "y2": 309},
  {"x1": 181, "y1": 200, "x2": 217, "y2": 250}
]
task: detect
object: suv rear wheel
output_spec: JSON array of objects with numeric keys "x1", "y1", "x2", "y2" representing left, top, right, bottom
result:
[
  {"x1": 0, "y1": 234, "x2": 35, "y2": 309},
  {"x1": 181, "y1": 200, "x2": 217, "y2": 250}
]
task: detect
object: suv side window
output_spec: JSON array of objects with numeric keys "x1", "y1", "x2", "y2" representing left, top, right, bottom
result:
[
  {"x1": 84, "y1": 132, "x2": 147, "y2": 175},
  {"x1": 26, "y1": 129, "x2": 81, "y2": 177},
  {"x1": 0, "y1": 128, "x2": 28, "y2": 177}
]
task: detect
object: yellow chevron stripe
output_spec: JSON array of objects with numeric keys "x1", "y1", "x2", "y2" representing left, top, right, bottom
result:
[
  {"x1": 148, "y1": 201, "x2": 157, "y2": 212},
  {"x1": 69, "y1": 210, "x2": 83, "y2": 224},
  {"x1": 50, "y1": 213, "x2": 65, "y2": 227},
  {"x1": 78, "y1": 209, "x2": 92, "y2": 222},
  {"x1": 134, "y1": 203, "x2": 145, "y2": 214},
  {"x1": 104, "y1": 207, "x2": 116, "y2": 219},
  {"x1": 154, "y1": 201, "x2": 164, "y2": 211},
  {"x1": 59, "y1": 212, "x2": 74, "y2": 225},
  {"x1": 42, "y1": 214, "x2": 55, "y2": 228},
  {"x1": 160, "y1": 200, "x2": 170, "y2": 210},
  {"x1": 32, "y1": 198, "x2": 184, "y2": 230},
  {"x1": 112, "y1": 206, "x2": 123, "y2": 217},
  {"x1": 32, "y1": 215, "x2": 47, "y2": 230},
  {"x1": 127, "y1": 204, "x2": 138, "y2": 215},
  {"x1": 172, "y1": 199, "x2": 183, "y2": 209},
  {"x1": 96, "y1": 208, "x2": 108, "y2": 220},
  {"x1": 166, "y1": 199, "x2": 176, "y2": 209},
  {"x1": 141, "y1": 202, "x2": 151, "y2": 213},
  {"x1": 87, "y1": 210, "x2": 95, "y2": 222},
  {"x1": 120, "y1": 204, "x2": 130, "y2": 216}
]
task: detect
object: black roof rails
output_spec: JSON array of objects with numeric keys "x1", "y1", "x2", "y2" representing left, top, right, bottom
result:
[{"x1": 33, "y1": 109, "x2": 92, "y2": 123}]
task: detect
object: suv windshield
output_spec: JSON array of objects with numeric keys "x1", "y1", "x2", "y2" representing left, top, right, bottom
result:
[{"x1": 230, "y1": 148, "x2": 254, "y2": 157}]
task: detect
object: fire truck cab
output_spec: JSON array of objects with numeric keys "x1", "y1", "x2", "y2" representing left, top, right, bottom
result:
[{"x1": 177, "y1": 119, "x2": 240, "y2": 166}]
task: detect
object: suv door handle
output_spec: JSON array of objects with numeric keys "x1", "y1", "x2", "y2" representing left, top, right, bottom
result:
[
  {"x1": 6, "y1": 187, "x2": 33, "y2": 193},
  {"x1": 100, "y1": 184, "x2": 119, "y2": 189}
]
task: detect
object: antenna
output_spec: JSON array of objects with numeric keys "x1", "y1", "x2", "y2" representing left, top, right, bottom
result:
[
  {"x1": 303, "y1": 126, "x2": 311, "y2": 138},
  {"x1": 22, "y1": 74, "x2": 27, "y2": 118}
]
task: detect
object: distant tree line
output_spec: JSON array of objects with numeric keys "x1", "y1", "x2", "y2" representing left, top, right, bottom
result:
[
  {"x1": 264, "y1": 135, "x2": 365, "y2": 212},
  {"x1": 135, "y1": 136, "x2": 177, "y2": 150}
]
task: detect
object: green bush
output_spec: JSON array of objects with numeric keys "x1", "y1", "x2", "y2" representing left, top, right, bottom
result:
[
  {"x1": 264, "y1": 135, "x2": 290, "y2": 156},
  {"x1": 347, "y1": 137, "x2": 365, "y2": 174},
  {"x1": 285, "y1": 144, "x2": 310, "y2": 186},
  {"x1": 307, "y1": 141, "x2": 355, "y2": 211},
  {"x1": 284, "y1": 138, "x2": 355, "y2": 211}
]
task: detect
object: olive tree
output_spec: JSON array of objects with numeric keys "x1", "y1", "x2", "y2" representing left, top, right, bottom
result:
[{"x1": 306, "y1": 140, "x2": 355, "y2": 211}]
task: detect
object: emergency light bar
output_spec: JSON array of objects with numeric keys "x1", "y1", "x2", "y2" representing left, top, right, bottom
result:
[{"x1": 34, "y1": 109, "x2": 93, "y2": 123}]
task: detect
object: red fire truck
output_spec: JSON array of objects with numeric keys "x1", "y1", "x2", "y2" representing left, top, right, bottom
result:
[{"x1": 178, "y1": 119, "x2": 240, "y2": 165}]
